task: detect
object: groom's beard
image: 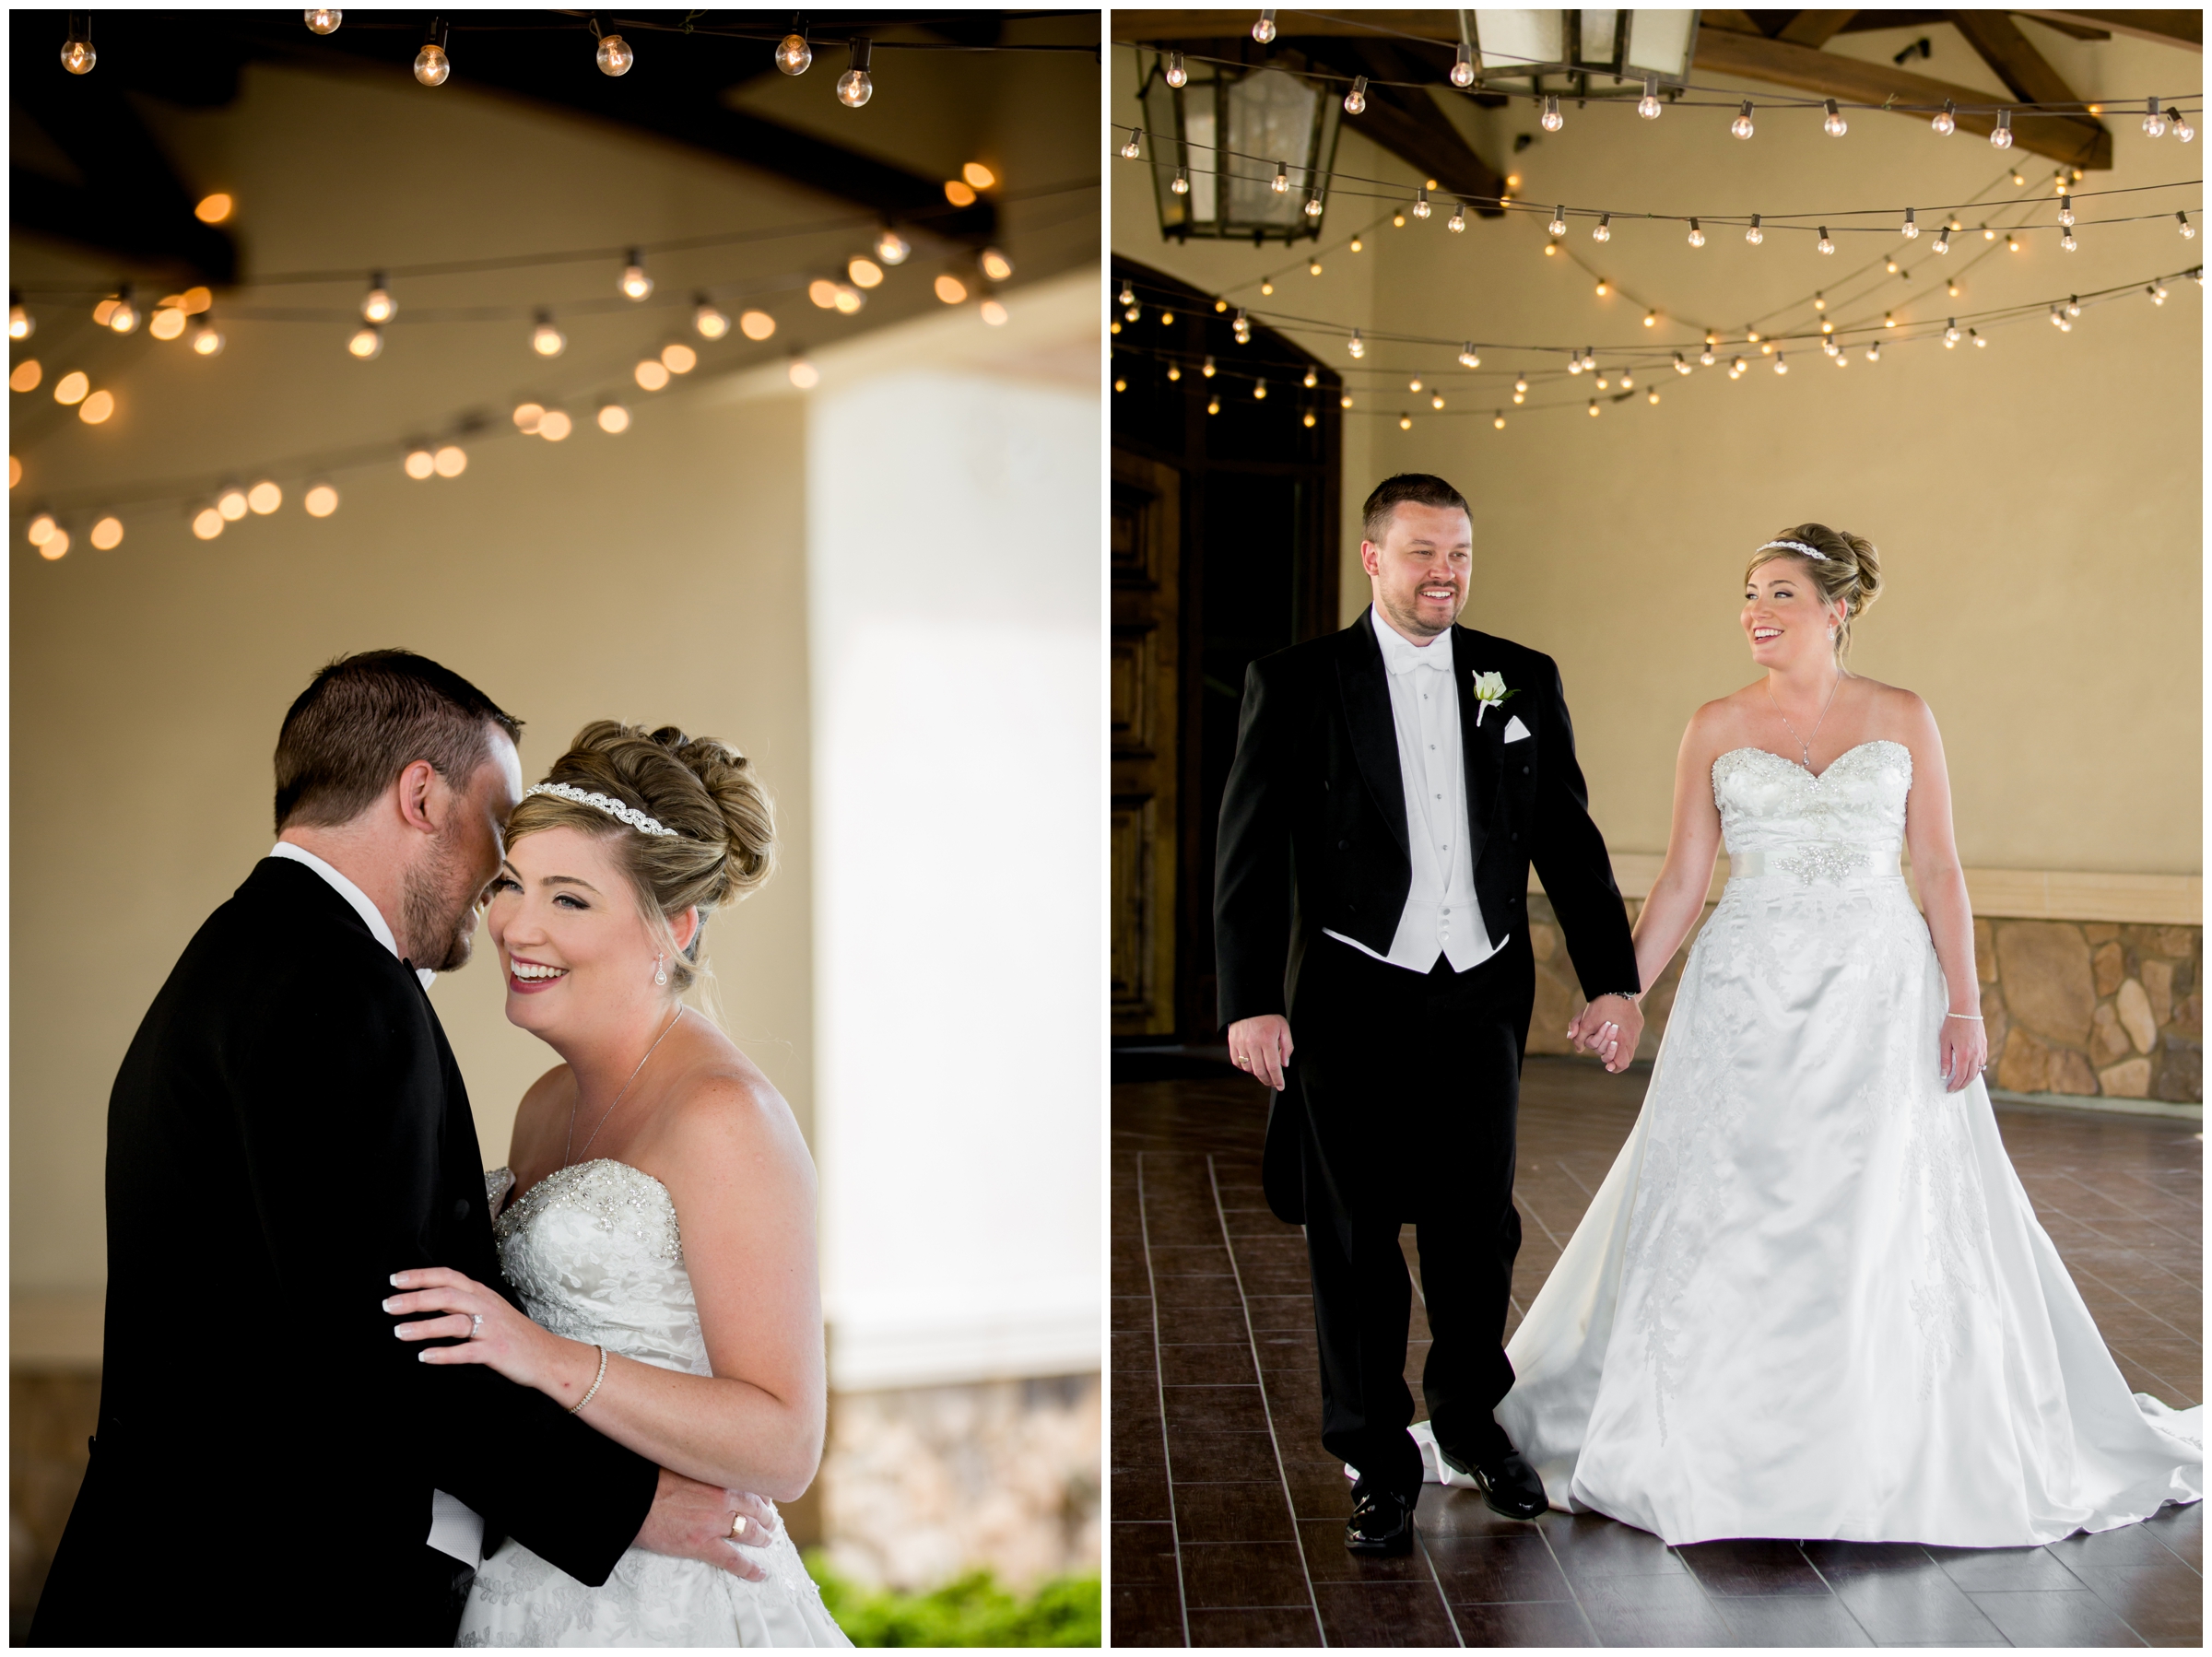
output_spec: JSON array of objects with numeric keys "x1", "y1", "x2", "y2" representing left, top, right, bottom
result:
[{"x1": 401, "y1": 825, "x2": 482, "y2": 973}]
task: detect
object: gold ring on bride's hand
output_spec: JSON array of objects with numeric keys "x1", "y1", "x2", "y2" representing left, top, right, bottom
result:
[{"x1": 730, "y1": 1514, "x2": 748, "y2": 1539}]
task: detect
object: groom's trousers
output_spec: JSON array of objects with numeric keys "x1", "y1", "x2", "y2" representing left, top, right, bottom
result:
[{"x1": 1287, "y1": 934, "x2": 1534, "y2": 1501}]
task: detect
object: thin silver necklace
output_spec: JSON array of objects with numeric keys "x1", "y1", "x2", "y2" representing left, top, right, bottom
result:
[
  {"x1": 1766, "y1": 669, "x2": 1844, "y2": 772},
  {"x1": 566, "y1": 1005, "x2": 686, "y2": 1168}
]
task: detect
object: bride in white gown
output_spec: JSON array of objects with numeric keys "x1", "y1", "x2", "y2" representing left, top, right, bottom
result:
[
  {"x1": 385, "y1": 723, "x2": 848, "y2": 1645},
  {"x1": 1468, "y1": 526, "x2": 2202, "y2": 1548}
]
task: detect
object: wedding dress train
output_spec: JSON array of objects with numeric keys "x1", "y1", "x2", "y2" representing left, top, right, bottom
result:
[
  {"x1": 455, "y1": 1159, "x2": 850, "y2": 1646},
  {"x1": 1484, "y1": 741, "x2": 2202, "y2": 1547}
]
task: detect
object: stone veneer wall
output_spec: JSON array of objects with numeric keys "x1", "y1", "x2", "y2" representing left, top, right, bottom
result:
[
  {"x1": 818, "y1": 1374, "x2": 1100, "y2": 1593},
  {"x1": 1525, "y1": 896, "x2": 2203, "y2": 1107}
]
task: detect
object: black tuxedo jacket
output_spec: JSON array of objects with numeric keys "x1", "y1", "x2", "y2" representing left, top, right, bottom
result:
[
  {"x1": 31, "y1": 858, "x2": 658, "y2": 1647},
  {"x1": 1215, "y1": 609, "x2": 1639, "y2": 1029}
]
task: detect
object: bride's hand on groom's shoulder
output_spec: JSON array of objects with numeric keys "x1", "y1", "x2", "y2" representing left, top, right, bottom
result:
[{"x1": 384, "y1": 1265, "x2": 574, "y2": 1394}]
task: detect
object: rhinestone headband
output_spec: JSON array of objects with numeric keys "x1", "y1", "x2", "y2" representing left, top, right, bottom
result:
[
  {"x1": 523, "y1": 781, "x2": 678, "y2": 837},
  {"x1": 1759, "y1": 538, "x2": 1830, "y2": 561}
]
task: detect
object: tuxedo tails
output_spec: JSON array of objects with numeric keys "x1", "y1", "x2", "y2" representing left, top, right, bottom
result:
[{"x1": 1214, "y1": 611, "x2": 1638, "y2": 1499}]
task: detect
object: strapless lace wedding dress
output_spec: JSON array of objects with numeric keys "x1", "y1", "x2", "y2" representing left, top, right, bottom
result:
[
  {"x1": 1478, "y1": 741, "x2": 2202, "y2": 1546},
  {"x1": 455, "y1": 1159, "x2": 849, "y2": 1646}
]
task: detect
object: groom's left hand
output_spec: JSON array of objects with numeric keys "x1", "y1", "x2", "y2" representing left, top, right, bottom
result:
[{"x1": 1568, "y1": 993, "x2": 1642, "y2": 1074}]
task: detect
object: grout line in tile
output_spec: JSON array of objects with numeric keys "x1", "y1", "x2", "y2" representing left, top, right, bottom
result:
[
  {"x1": 1136, "y1": 1153, "x2": 1193, "y2": 1647},
  {"x1": 1208, "y1": 1152, "x2": 1326, "y2": 1647}
]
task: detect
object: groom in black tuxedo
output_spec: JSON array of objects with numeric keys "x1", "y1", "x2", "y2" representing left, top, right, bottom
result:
[
  {"x1": 1216, "y1": 475, "x2": 1642, "y2": 1553},
  {"x1": 31, "y1": 651, "x2": 769, "y2": 1646}
]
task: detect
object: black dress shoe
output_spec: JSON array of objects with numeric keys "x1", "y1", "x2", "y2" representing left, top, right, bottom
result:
[
  {"x1": 1345, "y1": 1483, "x2": 1416, "y2": 1556},
  {"x1": 1438, "y1": 1442, "x2": 1547, "y2": 1521}
]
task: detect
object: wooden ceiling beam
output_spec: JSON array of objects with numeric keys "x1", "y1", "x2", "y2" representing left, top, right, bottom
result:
[
  {"x1": 1947, "y1": 10, "x2": 2084, "y2": 107},
  {"x1": 1693, "y1": 25, "x2": 2113, "y2": 167},
  {"x1": 1776, "y1": 12, "x2": 1861, "y2": 47},
  {"x1": 2017, "y1": 11, "x2": 2201, "y2": 50}
]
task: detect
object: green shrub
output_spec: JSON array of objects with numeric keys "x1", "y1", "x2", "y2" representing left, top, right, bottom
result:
[{"x1": 804, "y1": 1552, "x2": 1101, "y2": 1647}]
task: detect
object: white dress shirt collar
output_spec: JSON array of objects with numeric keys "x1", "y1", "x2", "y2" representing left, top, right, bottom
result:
[
  {"x1": 1371, "y1": 605, "x2": 1452, "y2": 673},
  {"x1": 269, "y1": 841, "x2": 436, "y2": 989}
]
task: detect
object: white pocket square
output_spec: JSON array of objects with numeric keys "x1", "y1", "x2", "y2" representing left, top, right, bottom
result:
[{"x1": 1502, "y1": 714, "x2": 1533, "y2": 744}]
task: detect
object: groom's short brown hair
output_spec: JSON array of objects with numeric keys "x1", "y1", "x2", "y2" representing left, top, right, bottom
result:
[
  {"x1": 1362, "y1": 473, "x2": 1471, "y2": 545},
  {"x1": 274, "y1": 650, "x2": 524, "y2": 831}
]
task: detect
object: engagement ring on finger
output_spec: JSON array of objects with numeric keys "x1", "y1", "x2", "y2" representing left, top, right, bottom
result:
[
  {"x1": 730, "y1": 1514, "x2": 748, "y2": 1539},
  {"x1": 469, "y1": 1313, "x2": 484, "y2": 1339}
]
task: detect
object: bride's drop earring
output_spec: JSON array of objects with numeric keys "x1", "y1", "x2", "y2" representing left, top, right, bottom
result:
[{"x1": 653, "y1": 954, "x2": 668, "y2": 986}]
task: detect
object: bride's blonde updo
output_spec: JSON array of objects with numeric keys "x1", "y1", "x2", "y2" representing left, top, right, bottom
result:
[
  {"x1": 504, "y1": 721, "x2": 774, "y2": 994},
  {"x1": 1746, "y1": 523, "x2": 1883, "y2": 656}
]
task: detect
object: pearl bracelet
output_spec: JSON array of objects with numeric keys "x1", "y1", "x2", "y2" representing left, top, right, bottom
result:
[{"x1": 570, "y1": 1344, "x2": 608, "y2": 1414}]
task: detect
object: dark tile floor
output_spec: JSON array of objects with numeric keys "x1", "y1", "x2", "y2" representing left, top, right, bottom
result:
[{"x1": 1111, "y1": 1055, "x2": 2203, "y2": 1647}]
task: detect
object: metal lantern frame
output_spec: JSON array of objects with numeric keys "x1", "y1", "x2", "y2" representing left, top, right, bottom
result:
[
  {"x1": 1465, "y1": 8, "x2": 1700, "y2": 100},
  {"x1": 1140, "y1": 52, "x2": 1343, "y2": 245}
]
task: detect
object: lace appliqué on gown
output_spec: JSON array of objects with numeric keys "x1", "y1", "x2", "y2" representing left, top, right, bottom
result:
[{"x1": 455, "y1": 1159, "x2": 849, "y2": 1647}]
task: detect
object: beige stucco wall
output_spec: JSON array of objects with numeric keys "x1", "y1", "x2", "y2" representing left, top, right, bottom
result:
[{"x1": 1112, "y1": 20, "x2": 2200, "y2": 876}]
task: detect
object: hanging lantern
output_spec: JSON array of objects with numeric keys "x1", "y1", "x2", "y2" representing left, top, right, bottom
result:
[
  {"x1": 1142, "y1": 53, "x2": 1342, "y2": 243},
  {"x1": 1463, "y1": 10, "x2": 1698, "y2": 100}
]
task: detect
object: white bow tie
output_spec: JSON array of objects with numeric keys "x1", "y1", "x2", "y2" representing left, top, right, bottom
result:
[{"x1": 1384, "y1": 643, "x2": 1449, "y2": 675}]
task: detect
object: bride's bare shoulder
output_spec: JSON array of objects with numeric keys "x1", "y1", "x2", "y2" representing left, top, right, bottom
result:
[
  {"x1": 1681, "y1": 688, "x2": 1762, "y2": 758},
  {"x1": 656, "y1": 1026, "x2": 817, "y2": 1193},
  {"x1": 508, "y1": 1064, "x2": 576, "y2": 1171}
]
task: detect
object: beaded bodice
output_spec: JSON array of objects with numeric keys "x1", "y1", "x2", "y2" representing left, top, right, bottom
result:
[
  {"x1": 1712, "y1": 741, "x2": 1912, "y2": 877},
  {"x1": 487, "y1": 1159, "x2": 710, "y2": 1378}
]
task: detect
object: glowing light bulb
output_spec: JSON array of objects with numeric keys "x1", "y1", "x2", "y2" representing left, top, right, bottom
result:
[
  {"x1": 1936, "y1": 227, "x2": 1951, "y2": 253},
  {"x1": 1773, "y1": 353, "x2": 1788, "y2": 374},
  {"x1": 927, "y1": 273, "x2": 966, "y2": 307},
  {"x1": 1688, "y1": 217, "x2": 1704, "y2": 248},
  {"x1": 433, "y1": 445, "x2": 465, "y2": 477},
  {"x1": 193, "y1": 507, "x2": 224, "y2": 540},
  {"x1": 1730, "y1": 100, "x2": 1755, "y2": 139},
  {"x1": 657, "y1": 342, "x2": 696, "y2": 375},
  {"x1": 595, "y1": 31, "x2": 632, "y2": 75},
  {"x1": 1304, "y1": 192, "x2": 1324, "y2": 219},
  {"x1": 304, "y1": 483, "x2": 339, "y2": 517},
  {"x1": 403, "y1": 448, "x2": 435, "y2": 480},
  {"x1": 689, "y1": 299, "x2": 728, "y2": 340},
  {"x1": 1401, "y1": 414, "x2": 1413, "y2": 429},
  {"x1": 1947, "y1": 319, "x2": 1962, "y2": 344},
  {"x1": 1865, "y1": 340, "x2": 1879, "y2": 361},
  {"x1": 1586, "y1": 400, "x2": 1599, "y2": 418},
  {"x1": 1567, "y1": 356, "x2": 1582, "y2": 375},
  {"x1": 61, "y1": 20, "x2": 94, "y2": 73},
  {"x1": 1347, "y1": 330, "x2": 1363, "y2": 358},
  {"x1": 1252, "y1": 381, "x2": 1267, "y2": 401},
  {"x1": 1746, "y1": 213, "x2": 1763, "y2": 245},
  {"x1": 531, "y1": 311, "x2": 565, "y2": 357},
  {"x1": 1902, "y1": 207, "x2": 1919, "y2": 240},
  {"x1": 1493, "y1": 412, "x2": 1506, "y2": 429},
  {"x1": 359, "y1": 274, "x2": 395, "y2": 323},
  {"x1": 1344, "y1": 76, "x2": 1368, "y2": 115},
  {"x1": 1304, "y1": 409, "x2": 1317, "y2": 428},
  {"x1": 836, "y1": 39, "x2": 873, "y2": 107},
  {"x1": 1349, "y1": 236, "x2": 1363, "y2": 253},
  {"x1": 1594, "y1": 371, "x2": 1608, "y2": 389},
  {"x1": 2174, "y1": 111, "x2": 2196, "y2": 143},
  {"x1": 1992, "y1": 110, "x2": 2013, "y2": 148},
  {"x1": 1253, "y1": 10, "x2": 1277, "y2": 43},
  {"x1": 2066, "y1": 294, "x2": 2081, "y2": 317},
  {"x1": 1451, "y1": 40, "x2": 1475, "y2": 87},
  {"x1": 1593, "y1": 213, "x2": 1611, "y2": 243},
  {"x1": 246, "y1": 480, "x2": 282, "y2": 515},
  {"x1": 1947, "y1": 279, "x2": 1960, "y2": 297},
  {"x1": 89, "y1": 514, "x2": 123, "y2": 549},
  {"x1": 347, "y1": 323, "x2": 383, "y2": 359},
  {"x1": 8, "y1": 361, "x2": 39, "y2": 394},
  {"x1": 1408, "y1": 377, "x2": 1422, "y2": 392},
  {"x1": 537, "y1": 408, "x2": 571, "y2": 441},
  {"x1": 1818, "y1": 227, "x2": 1835, "y2": 254},
  {"x1": 1458, "y1": 343, "x2": 1479, "y2": 368},
  {"x1": 2006, "y1": 233, "x2": 2019, "y2": 252},
  {"x1": 27, "y1": 512, "x2": 56, "y2": 545},
  {"x1": 39, "y1": 526, "x2": 70, "y2": 559},
  {"x1": 1164, "y1": 50, "x2": 1187, "y2": 88},
  {"x1": 594, "y1": 403, "x2": 629, "y2": 434},
  {"x1": 1212, "y1": 397, "x2": 1224, "y2": 416},
  {"x1": 1171, "y1": 166, "x2": 1190, "y2": 195},
  {"x1": 2180, "y1": 211, "x2": 2195, "y2": 240},
  {"x1": 53, "y1": 370, "x2": 88, "y2": 405},
  {"x1": 1823, "y1": 99, "x2": 1847, "y2": 137},
  {"x1": 1541, "y1": 95, "x2": 1562, "y2": 133},
  {"x1": 2144, "y1": 98, "x2": 2167, "y2": 137},
  {"x1": 218, "y1": 486, "x2": 250, "y2": 519},
  {"x1": 980, "y1": 247, "x2": 1014, "y2": 283},
  {"x1": 1448, "y1": 203, "x2": 1465, "y2": 233},
  {"x1": 776, "y1": 31, "x2": 811, "y2": 74},
  {"x1": 635, "y1": 358, "x2": 670, "y2": 392},
  {"x1": 619, "y1": 251, "x2": 653, "y2": 300},
  {"x1": 190, "y1": 316, "x2": 223, "y2": 356},
  {"x1": 1699, "y1": 346, "x2": 1714, "y2": 366},
  {"x1": 2149, "y1": 283, "x2": 2168, "y2": 305},
  {"x1": 738, "y1": 308, "x2": 775, "y2": 340},
  {"x1": 305, "y1": 8, "x2": 341, "y2": 32},
  {"x1": 107, "y1": 293, "x2": 138, "y2": 335},
  {"x1": 1643, "y1": 310, "x2": 1657, "y2": 327},
  {"x1": 2061, "y1": 228, "x2": 2077, "y2": 252},
  {"x1": 512, "y1": 402, "x2": 544, "y2": 434},
  {"x1": 1202, "y1": 356, "x2": 1217, "y2": 378},
  {"x1": 194, "y1": 193, "x2": 233, "y2": 225},
  {"x1": 2058, "y1": 195, "x2": 2075, "y2": 228},
  {"x1": 1119, "y1": 128, "x2": 1143, "y2": 163},
  {"x1": 1430, "y1": 392, "x2": 1444, "y2": 409},
  {"x1": 1261, "y1": 279, "x2": 1274, "y2": 295},
  {"x1": 1412, "y1": 187, "x2": 1430, "y2": 220},
  {"x1": 1932, "y1": 99, "x2": 1956, "y2": 135},
  {"x1": 1548, "y1": 205, "x2": 1566, "y2": 236},
  {"x1": 980, "y1": 296, "x2": 1008, "y2": 326},
  {"x1": 150, "y1": 305, "x2": 185, "y2": 343},
  {"x1": 8, "y1": 302, "x2": 29, "y2": 341},
  {"x1": 1638, "y1": 76, "x2": 1661, "y2": 119},
  {"x1": 1166, "y1": 365, "x2": 1180, "y2": 382},
  {"x1": 415, "y1": 20, "x2": 450, "y2": 87}
]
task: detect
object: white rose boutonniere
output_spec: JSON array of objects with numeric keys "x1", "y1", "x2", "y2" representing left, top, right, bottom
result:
[{"x1": 1472, "y1": 670, "x2": 1520, "y2": 727}]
